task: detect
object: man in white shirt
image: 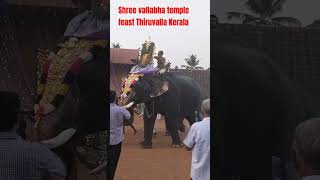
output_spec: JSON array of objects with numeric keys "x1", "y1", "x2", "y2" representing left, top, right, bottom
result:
[
  {"x1": 292, "y1": 118, "x2": 320, "y2": 180},
  {"x1": 108, "y1": 90, "x2": 131, "y2": 180},
  {"x1": 183, "y1": 98, "x2": 210, "y2": 180}
]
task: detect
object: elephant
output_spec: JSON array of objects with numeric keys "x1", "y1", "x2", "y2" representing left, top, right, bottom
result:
[
  {"x1": 25, "y1": 43, "x2": 108, "y2": 180},
  {"x1": 212, "y1": 32, "x2": 319, "y2": 180},
  {"x1": 121, "y1": 72, "x2": 202, "y2": 149}
]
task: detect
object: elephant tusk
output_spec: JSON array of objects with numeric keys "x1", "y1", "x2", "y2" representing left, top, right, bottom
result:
[
  {"x1": 88, "y1": 161, "x2": 107, "y2": 175},
  {"x1": 123, "y1": 102, "x2": 134, "y2": 109},
  {"x1": 40, "y1": 128, "x2": 77, "y2": 149}
]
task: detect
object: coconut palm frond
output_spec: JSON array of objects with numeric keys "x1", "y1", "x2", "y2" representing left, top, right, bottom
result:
[
  {"x1": 183, "y1": 54, "x2": 202, "y2": 70},
  {"x1": 244, "y1": 0, "x2": 286, "y2": 18},
  {"x1": 271, "y1": 0, "x2": 286, "y2": 14},
  {"x1": 244, "y1": 0, "x2": 264, "y2": 15},
  {"x1": 228, "y1": 0, "x2": 300, "y2": 27},
  {"x1": 184, "y1": 59, "x2": 192, "y2": 66}
]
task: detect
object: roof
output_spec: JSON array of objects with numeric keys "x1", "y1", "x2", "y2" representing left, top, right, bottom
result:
[
  {"x1": 171, "y1": 69, "x2": 210, "y2": 99},
  {"x1": 110, "y1": 48, "x2": 139, "y2": 64},
  {"x1": 306, "y1": 19, "x2": 320, "y2": 29}
]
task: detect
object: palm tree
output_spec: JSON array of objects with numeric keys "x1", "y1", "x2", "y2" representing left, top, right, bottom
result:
[
  {"x1": 112, "y1": 42, "x2": 121, "y2": 48},
  {"x1": 181, "y1": 54, "x2": 204, "y2": 70},
  {"x1": 306, "y1": 19, "x2": 320, "y2": 29},
  {"x1": 227, "y1": 0, "x2": 301, "y2": 27}
]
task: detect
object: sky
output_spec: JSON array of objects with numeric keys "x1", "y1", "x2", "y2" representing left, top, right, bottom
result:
[
  {"x1": 212, "y1": 0, "x2": 320, "y2": 26},
  {"x1": 110, "y1": 0, "x2": 210, "y2": 69}
]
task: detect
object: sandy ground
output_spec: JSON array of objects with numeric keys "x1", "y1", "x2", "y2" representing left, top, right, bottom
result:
[{"x1": 77, "y1": 116, "x2": 192, "y2": 180}]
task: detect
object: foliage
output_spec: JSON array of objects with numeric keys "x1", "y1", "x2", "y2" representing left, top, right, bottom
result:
[
  {"x1": 181, "y1": 54, "x2": 204, "y2": 70},
  {"x1": 227, "y1": 0, "x2": 301, "y2": 27},
  {"x1": 112, "y1": 42, "x2": 121, "y2": 48}
]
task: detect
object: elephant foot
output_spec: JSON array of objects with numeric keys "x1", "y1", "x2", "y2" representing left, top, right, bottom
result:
[
  {"x1": 171, "y1": 143, "x2": 184, "y2": 148},
  {"x1": 153, "y1": 132, "x2": 157, "y2": 138},
  {"x1": 139, "y1": 141, "x2": 152, "y2": 149}
]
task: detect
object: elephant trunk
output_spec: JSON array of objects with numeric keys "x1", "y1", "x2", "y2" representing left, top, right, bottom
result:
[{"x1": 40, "y1": 128, "x2": 77, "y2": 149}]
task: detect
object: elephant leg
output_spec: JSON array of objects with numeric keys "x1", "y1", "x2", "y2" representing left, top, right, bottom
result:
[
  {"x1": 164, "y1": 117, "x2": 170, "y2": 136},
  {"x1": 68, "y1": 156, "x2": 77, "y2": 180},
  {"x1": 186, "y1": 112, "x2": 196, "y2": 127},
  {"x1": 130, "y1": 124, "x2": 137, "y2": 135},
  {"x1": 178, "y1": 118, "x2": 187, "y2": 132},
  {"x1": 166, "y1": 116, "x2": 182, "y2": 147},
  {"x1": 54, "y1": 142, "x2": 77, "y2": 180},
  {"x1": 141, "y1": 112, "x2": 156, "y2": 149}
]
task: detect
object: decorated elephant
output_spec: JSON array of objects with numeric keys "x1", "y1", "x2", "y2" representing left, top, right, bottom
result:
[
  {"x1": 25, "y1": 39, "x2": 108, "y2": 179},
  {"x1": 121, "y1": 71, "x2": 202, "y2": 149},
  {"x1": 212, "y1": 32, "x2": 318, "y2": 180},
  {"x1": 24, "y1": 4, "x2": 109, "y2": 179}
]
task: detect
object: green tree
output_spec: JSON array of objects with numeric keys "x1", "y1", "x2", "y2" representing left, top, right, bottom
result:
[
  {"x1": 112, "y1": 42, "x2": 121, "y2": 48},
  {"x1": 181, "y1": 54, "x2": 204, "y2": 70},
  {"x1": 227, "y1": 0, "x2": 301, "y2": 27}
]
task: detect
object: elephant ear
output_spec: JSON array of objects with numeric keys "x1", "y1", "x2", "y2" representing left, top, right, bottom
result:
[{"x1": 149, "y1": 80, "x2": 169, "y2": 98}]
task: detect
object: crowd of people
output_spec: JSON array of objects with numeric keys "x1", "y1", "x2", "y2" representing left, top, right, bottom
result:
[
  {"x1": 1, "y1": 89, "x2": 320, "y2": 180},
  {"x1": 0, "y1": 90, "x2": 211, "y2": 180},
  {"x1": 108, "y1": 89, "x2": 211, "y2": 180}
]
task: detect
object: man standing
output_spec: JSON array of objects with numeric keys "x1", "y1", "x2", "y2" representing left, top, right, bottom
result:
[
  {"x1": 183, "y1": 98, "x2": 210, "y2": 180},
  {"x1": 292, "y1": 118, "x2": 320, "y2": 180},
  {"x1": 108, "y1": 90, "x2": 131, "y2": 180},
  {"x1": 0, "y1": 91, "x2": 66, "y2": 180}
]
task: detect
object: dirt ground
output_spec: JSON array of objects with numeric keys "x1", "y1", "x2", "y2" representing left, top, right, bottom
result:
[{"x1": 77, "y1": 116, "x2": 192, "y2": 180}]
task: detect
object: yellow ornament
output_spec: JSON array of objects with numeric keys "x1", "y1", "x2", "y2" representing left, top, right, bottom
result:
[
  {"x1": 39, "y1": 39, "x2": 108, "y2": 104},
  {"x1": 121, "y1": 74, "x2": 144, "y2": 95}
]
